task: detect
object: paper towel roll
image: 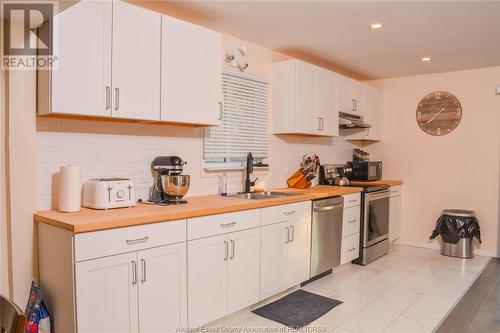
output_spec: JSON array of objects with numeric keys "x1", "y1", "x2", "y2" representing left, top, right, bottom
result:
[{"x1": 58, "y1": 165, "x2": 81, "y2": 212}]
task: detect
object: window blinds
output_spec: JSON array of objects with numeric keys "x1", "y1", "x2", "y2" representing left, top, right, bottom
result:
[{"x1": 203, "y1": 72, "x2": 269, "y2": 162}]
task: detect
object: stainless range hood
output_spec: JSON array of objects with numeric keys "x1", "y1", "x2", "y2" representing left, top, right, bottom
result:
[{"x1": 339, "y1": 112, "x2": 372, "y2": 129}]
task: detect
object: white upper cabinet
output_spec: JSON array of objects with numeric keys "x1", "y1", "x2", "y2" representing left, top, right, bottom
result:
[
  {"x1": 111, "y1": 1, "x2": 161, "y2": 120},
  {"x1": 39, "y1": 2, "x2": 223, "y2": 126},
  {"x1": 295, "y1": 62, "x2": 319, "y2": 134},
  {"x1": 42, "y1": 0, "x2": 112, "y2": 117},
  {"x1": 317, "y1": 69, "x2": 339, "y2": 136},
  {"x1": 349, "y1": 80, "x2": 364, "y2": 114},
  {"x1": 272, "y1": 59, "x2": 339, "y2": 137},
  {"x1": 337, "y1": 76, "x2": 363, "y2": 114},
  {"x1": 342, "y1": 84, "x2": 383, "y2": 141},
  {"x1": 161, "y1": 16, "x2": 222, "y2": 126}
]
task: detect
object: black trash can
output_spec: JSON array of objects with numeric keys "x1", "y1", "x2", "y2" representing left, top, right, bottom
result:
[{"x1": 429, "y1": 209, "x2": 481, "y2": 259}]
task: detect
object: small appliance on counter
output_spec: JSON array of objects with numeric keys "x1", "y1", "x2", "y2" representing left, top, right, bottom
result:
[
  {"x1": 149, "y1": 156, "x2": 190, "y2": 205},
  {"x1": 318, "y1": 164, "x2": 352, "y2": 186},
  {"x1": 83, "y1": 178, "x2": 136, "y2": 209},
  {"x1": 349, "y1": 149, "x2": 382, "y2": 181},
  {"x1": 348, "y1": 161, "x2": 382, "y2": 181}
]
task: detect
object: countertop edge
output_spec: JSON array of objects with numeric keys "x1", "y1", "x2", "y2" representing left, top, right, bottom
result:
[{"x1": 34, "y1": 186, "x2": 367, "y2": 234}]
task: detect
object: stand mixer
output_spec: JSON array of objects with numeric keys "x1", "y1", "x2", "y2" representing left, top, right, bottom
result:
[{"x1": 149, "y1": 156, "x2": 190, "y2": 204}]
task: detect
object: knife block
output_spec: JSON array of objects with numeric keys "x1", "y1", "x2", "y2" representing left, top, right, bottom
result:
[{"x1": 287, "y1": 169, "x2": 312, "y2": 189}]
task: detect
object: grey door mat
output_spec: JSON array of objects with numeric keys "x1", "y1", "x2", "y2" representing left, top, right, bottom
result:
[{"x1": 252, "y1": 289, "x2": 343, "y2": 328}]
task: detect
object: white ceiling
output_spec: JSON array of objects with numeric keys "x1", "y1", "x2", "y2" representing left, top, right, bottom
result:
[{"x1": 165, "y1": 0, "x2": 500, "y2": 79}]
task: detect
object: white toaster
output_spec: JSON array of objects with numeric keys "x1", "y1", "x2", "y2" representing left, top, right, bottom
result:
[{"x1": 83, "y1": 178, "x2": 136, "y2": 209}]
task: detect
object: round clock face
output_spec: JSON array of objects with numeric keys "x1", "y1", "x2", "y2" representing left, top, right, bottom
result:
[{"x1": 416, "y1": 91, "x2": 462, "y2": 136}]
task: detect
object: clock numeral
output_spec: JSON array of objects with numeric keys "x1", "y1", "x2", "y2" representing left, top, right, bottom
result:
[
  {"x1": 435, "y1": 92, "x2": 441, "y2": 100},
  {"x1": 456, "y1": 108, "x2": 461, "y2": 116},
  {"x1": 437, "y1": 128, "x2": 441, "y2": 135},
  {"x1": 417, "y1": 111, "x2": 422, "y2": 119}
]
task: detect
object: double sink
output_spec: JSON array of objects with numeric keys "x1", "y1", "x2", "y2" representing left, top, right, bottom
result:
[{"x1": 227, "y1": 191, "x2": 301, "y2": 200}]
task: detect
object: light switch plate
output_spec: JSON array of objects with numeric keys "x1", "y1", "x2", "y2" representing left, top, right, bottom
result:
[{"x1": 496, "y1": 86, "x2": 500, "y2": 95}]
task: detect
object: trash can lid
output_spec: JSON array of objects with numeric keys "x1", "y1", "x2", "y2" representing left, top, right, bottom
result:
[{"x1": 442, "y1": 209, "x2": 476, "y2": 217}]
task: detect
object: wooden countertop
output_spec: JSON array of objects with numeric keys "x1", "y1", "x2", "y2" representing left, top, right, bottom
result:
[
  {"x1": 34, "y1": 185, "x2": 363, "y2": 234},
  {"x1": 350, "y1": 180, "x2": 404, "y2": 187}
]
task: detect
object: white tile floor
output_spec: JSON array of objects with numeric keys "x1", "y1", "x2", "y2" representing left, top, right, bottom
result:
[{"x1": 205, "y1": 245, "x2": 490, "y2": 333}]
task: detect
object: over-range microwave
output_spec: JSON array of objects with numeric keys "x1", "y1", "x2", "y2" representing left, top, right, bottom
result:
[{"x1": 348, "y1": 161, "x2": 382, "y2": 181}]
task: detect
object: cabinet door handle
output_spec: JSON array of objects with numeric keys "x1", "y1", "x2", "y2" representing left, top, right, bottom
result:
[
  {"x1": 115, "y1": 88, "x2": 120, "y2": 111},
  {"x1": 290, "y1": 226, "x2": 295, "y2": 242},
  {"x1": 126, "y1": 236, "x2": 149, "y2": 245},
  {"x1": 351, "y1": 98, "x2": 356, "y2": 111},
  {"x1": 220, "y1": 222, "x2": 236, "y2": 228},
  {"x1": 230, "y1": 240, "x2": 235, "y2": 259},
  {"x1": 347, "y1": 247, "x2": 357, "y2": 252},
  {"x1": 348, "y1": 219, "x2": 357, "y2": 224},
  {"x1": 285, "y1": 226, "x2": 290, "y2": 243},
  {"x1": 224, "y1": 240, "x2": 228, "y2": 261},
  {"x1": 218, "y1": 101, "x2": 224, "y2": 120},
  {"x1": 131, "y1": 260, "x2": 137, "y2": 285},
  {"x1": 105, "y1": 86, "x2": 110, "y2": 110},
  {"x1": 348, "y1": 199, "x2": 357, "y2": 203},
  {"x1": 140, "y1": 258, "x2": 146, "y2": 283},
  {"x1": 283, "y1": 210, "x2": 296, "y2": 216}
]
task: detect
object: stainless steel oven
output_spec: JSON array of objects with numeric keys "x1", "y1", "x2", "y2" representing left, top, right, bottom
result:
[{"x1": 354, "y1": 186, "x2": 390, "y2": 265}]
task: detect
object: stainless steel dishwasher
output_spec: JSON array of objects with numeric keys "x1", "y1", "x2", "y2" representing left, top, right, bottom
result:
[{"x1": 310, "y1": 196, "x2": 344, "y2": 280}]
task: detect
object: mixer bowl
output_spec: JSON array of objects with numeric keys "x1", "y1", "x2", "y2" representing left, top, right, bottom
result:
[{"x1": 160, "y1": 175, "x2": 190, "y2": 199}]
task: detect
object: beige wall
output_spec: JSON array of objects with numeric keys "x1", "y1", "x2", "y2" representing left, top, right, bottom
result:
[
  {"x1": 0, "y1": 68, "x2": 9, "y2": 296},
  {"x1": 3, "y1": 19, "x2": 38, "y2": 305},
  {"x1": 368, "y1": 67, "x2": 500, "y2": 256}
]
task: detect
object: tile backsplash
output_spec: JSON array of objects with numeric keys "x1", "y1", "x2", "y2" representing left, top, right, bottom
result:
[{"x1": 36, "y1": 119, "x2": 356, "y2": 210}]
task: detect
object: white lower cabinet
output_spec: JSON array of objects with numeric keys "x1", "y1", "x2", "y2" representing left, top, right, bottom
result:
[
  {"x1": 389, "y1": 186, "x2": 402, "y2": 242},
  {"x1": 39, "y1": 203, "x2": 317, "y2": 332},
  {"x1": 340, "y1": 233, "x2": 360, "y2": 265},
  {"x1": 340, "y1": 196, "x2": 361, "y2": 265},
  {"x1": 188, "y1": 234, "x2": 228, "y2": 327},
  {"x1": 187, "y1": 228, "x2": 260, "y2": 328},
  {"x1": 260, "y1": 213, "x2": 311, "y2": 300},
  {"x1": 75, "y1": 252, "x2": 139, "y2": 333},
  {"x1": 75, "y1": 243, "x2": 187, "y2": 333},
  {"x1": 227, "y1": 228, "x2": 261, "y2": 313},
  {"x1": 260, "y1": 222, "x2": 288, "y2": 298},
  {"x1": 137, "y1": 244, "x2": 187, "y2": 333}
]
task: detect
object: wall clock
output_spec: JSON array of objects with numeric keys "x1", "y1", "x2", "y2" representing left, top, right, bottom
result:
[{"x1": 416, "y1": 91, "x2": 462, "y2": 136}]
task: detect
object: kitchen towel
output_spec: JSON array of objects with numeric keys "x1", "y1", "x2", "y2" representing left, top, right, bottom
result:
[
  {"x1": 58, "y1": 165, "x2": 81, "y2": 212},
  {"x1": 252, "y1": 289, "x2": 342, "y2": 328}
]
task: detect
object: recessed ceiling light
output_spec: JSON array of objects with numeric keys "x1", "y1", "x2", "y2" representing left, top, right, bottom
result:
[
  {"x1": 370, "y1": 23, "x2": 383, "y2": 29},
  {"x1": 421, "y1": 57, "x2": 431, "y2": 62}
]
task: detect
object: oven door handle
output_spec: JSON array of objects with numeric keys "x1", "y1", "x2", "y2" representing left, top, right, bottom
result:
[
  {"x1": 366, "y1": 191, "x2": 390, "y2": 201},
  {"x1": 313, "y1": 204, "x2": 343, "y2": 212}
]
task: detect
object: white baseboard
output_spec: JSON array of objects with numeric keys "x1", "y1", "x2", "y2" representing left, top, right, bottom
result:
[{"x1": 395, "y1": 239, "x2": 499, "y2": 258}]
